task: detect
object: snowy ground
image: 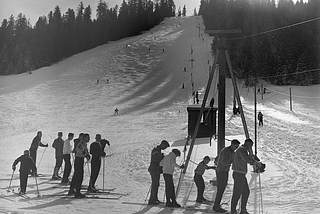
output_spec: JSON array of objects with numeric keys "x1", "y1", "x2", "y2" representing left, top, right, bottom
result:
[{"x1": 0, "y1": 16, "x2": 320, "y2": 214}]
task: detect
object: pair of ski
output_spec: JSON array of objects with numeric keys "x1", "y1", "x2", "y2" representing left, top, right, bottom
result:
[
  {"x1": 47, "y1": 187, "x2": 121, "y2": 200},
  {"x1": 123, "y1": 201, "x2": 230, "y2": 213},
  {"x1": 8, "y1": 189, "x2": 31, "y2": 199}
]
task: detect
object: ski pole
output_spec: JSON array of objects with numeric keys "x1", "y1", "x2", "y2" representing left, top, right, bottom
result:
[
  {"x1": 37, "y1": 147, "x2": 47, "y2": 169},
  {"x1": 103, "y1": 156, "x2": 105, "y2": 192},
  {"x1": 34, "y1": 174, "x2": 41, "y2": 197},
  {"x1": 259, "y1": 173, "x2": 264, "y2": 214},
  {"x1": 7, "y1": 170, "x2": 15, "y2": 193},
  {"x1": 86, "y1": 161, "x2": 92, "y2": 190}
]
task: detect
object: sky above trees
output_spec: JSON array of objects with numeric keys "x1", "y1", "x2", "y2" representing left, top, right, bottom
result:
[{"x1": 0, "y1": 0, "x2": 200, "y2": 26}]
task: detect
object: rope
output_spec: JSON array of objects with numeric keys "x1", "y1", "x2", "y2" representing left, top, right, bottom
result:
[{"x1": 228, "y1": 16, "x2": 320, "y2": 41}]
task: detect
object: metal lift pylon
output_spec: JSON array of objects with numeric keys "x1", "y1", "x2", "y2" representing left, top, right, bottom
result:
[{"x1": 176, "y1": 29, "x2": 251, "y2": 199}]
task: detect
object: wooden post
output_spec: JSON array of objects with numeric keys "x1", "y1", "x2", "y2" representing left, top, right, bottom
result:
[
  {"x1": 261, "y1": 84, "x2": 263, "y2": 100},
  {"x1": 217, "y1": 36, "x2": 226, "y2": 154},
  {"x1": 254, "y1": 85, "x2": 257, "y2": 155},
  {"x1": 225, "y1": 50, "x2": 250, "y2": 139}
]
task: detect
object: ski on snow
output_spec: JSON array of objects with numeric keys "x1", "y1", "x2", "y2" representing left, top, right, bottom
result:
[{"x1": 122, "y1": 201, "x2": 229, "y2": 213}]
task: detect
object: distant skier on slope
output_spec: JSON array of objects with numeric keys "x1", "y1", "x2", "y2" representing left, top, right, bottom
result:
[
  {"x1": 258, "y1": 112, "x2": 263, "y2": 126},
  {"x1": 114, "y1": 108, "x2": 119, "y2": 115},
  {"x1": 159, "y1": 149, "x2": 185, "y2": 208},
  {"x1": 12, "y1": 150, "x2": 37, "y2": 195},
  {"x1": 193, "y1": 156, "x2": 216, "y2": 204},
  {"x1": 147, "y1": 140, "x2": 170, "y2": 205}
]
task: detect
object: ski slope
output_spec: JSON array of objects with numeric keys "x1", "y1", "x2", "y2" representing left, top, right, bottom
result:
[{"x1": 0, "y1": 16, "x2": 320, "y2": 214}]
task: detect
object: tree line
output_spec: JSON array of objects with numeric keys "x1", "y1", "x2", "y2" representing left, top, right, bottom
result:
[
  {"x1": 199, "y1": 0, "x2": 320, "y2": 86},
  {"x1": 0, "y1": 0, "x2": 179, "y2": 75}
]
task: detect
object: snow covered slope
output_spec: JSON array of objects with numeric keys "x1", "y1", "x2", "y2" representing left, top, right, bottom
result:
[{"x1": 0, "y1": 16, "x2": 319, "y2": 214}]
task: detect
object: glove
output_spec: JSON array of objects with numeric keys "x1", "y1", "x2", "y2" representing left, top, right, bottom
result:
[
  {"x1": 45, "y1": 144, "x2": 49, "y2": 147},
  {"x1": 85, "y1": 154, "x2": 91, "y2": 161},
  {"x1": 106, "y1": 140, "x2": 110, "y2": 146},
  {"x1": 12, "y1": 165, "x2": 16, "y2": 171},
  {"x1": 180, "y1": 164, "x2": 185, "y2": 169},
  {"x1": 102, "y1": 152, "x2": 106, "y2": 156}
]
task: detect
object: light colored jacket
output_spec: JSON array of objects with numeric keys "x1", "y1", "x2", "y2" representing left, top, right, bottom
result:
[
  {"x1": 159, "y1": 152, "x2": 180, "y2": 175},
  {"x1": 63, "y1": 139, "x2": 72, "y2": 155}
]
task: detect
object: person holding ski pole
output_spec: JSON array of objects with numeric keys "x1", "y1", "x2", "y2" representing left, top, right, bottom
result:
[
  {"x1": 147, "y1": 140, "x2": 170, "y2": 205},
  {"x1": 88, "y1": 134, "x2": 106, "y2": 193},
  {"x1": 29, "y1": 131, "x2": 48, "y2": 173},
  {"x1": 12, "y1": 150, "x2": 37, "y2": 195},
  {"x1": 52, "y1": 132, "x2": 64, "y2": 180},
  {"x1": 160, "y1": 148, "x2": 184, "y2": 208},
  {"x1": 68, "y1": 133, "x2": 91, "y2": 198},
  {"x1": 62, "y1": 133, "x2": 74, "y2": 184},
  {"x1": 230, "y1": 139, "x2": 261, "y2": 214},
  {"x1": 194, "y1": 156, "x2": 216, "y2": 204},
  {"x1": 213, "y1": 139, "x2": 240, "y2": 213}
]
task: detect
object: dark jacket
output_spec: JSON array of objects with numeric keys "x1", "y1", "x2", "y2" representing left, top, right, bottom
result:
[
  {"x1": 148, "y1": 146, "x2": 164, "y2": 172},
  {"x1": 90, "y1": 141, "x2": 105, "y2": 158},
  {"x1": 13, "y1": 155, "x2": 36, "y2": 173},
  {"x1": 216, "y1": 146, "x2": 234, "y2": 172},
  {"x1": 30, "y1": 136, "x2": 46, "y2": 151},
  {"x1": 52, "y1": 138, "x2": 64, "y2": 157},
  {"x1": 232, "y1": 145, "x2": 255, "y2": 174}
]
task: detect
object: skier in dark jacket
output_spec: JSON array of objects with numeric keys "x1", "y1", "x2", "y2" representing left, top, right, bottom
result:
[
  {"x1": 29, "y1": 131, "x2": 48, "y2": 171},
  {"x1": 147, "y1": 140, "x2": 170, "y2": 205},
  {"x1": 258, "y1": 112, "x2": 263, "y2": 126},
  {"x1": 52, "y1": 132, "x2": 64, "y2": 180},
  {"x1": 88, "y1": 134, "x2": 108, "y2": 193},
  {"x1": 12, "y1": 150, "x2": 37, "y2": 195},
  {"x1": 213, "y1": 139, "x2": 240, "y2": 213}
]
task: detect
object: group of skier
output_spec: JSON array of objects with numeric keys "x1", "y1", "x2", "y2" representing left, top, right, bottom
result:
[
  {"x1": 148, "y1": 138, "x2": 263, "y2": 214},
  {"x1": 11, "y1": 131, "x2": 110, "y2": 198}
]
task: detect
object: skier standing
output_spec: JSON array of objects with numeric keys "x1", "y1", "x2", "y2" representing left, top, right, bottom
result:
[
  {"x1": 147, "y1": 140, "x2": 170, "y2": 205},
  {"x1": 12, "y1": 150, "x2": 37, "y2": 195},
  {"x1": 52, "y1": 132, "x2": 64, "y2": 180},
  {"x1": 194, "y1": 156, "x2": 216, "y2": 204},
  {"x1": 88, "y1": 134, "x2": 105, "y2": 193},
  {"x1": 230, "y1": 139, "x2": 261, "y2": 214},
  {"x1": 213, "y1": 139, "x2": 240, "y2": 213},
  {"x1": 159, "y1": 149, "x2": 184, "y2": 208},
  {"x1": 62, "y1": 133, "x2": 74, "y2": 184},
  {"x1": 68, "y1": 133, "x2": 91, "y2": 198},
  {"x1": 29, "y1": 131, "x2": 48, "y2": 172}
]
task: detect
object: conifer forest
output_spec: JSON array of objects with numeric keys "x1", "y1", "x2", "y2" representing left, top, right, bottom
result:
[{"x1": 199, "y1": 0, "x2": 320, "y2": 85}]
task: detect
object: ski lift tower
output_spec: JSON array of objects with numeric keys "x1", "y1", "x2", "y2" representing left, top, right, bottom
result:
[
  {"x1": 205, "y1": 29, "x2": 250, "y2": 154},
  {"x1": 176, "y1": 28, "x2": 251, "y2": 199}
]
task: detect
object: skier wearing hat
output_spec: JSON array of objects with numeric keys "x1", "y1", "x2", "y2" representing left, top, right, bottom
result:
[
  {"x1": 160, "y1": 148, "x2": 184, "y2": 208},
  {"x1": 148, "y1": 140, "x2": 170, "y2": 205},
  {"x1": 12, "y1": 150, "x2": 37, "y2": 195}
]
